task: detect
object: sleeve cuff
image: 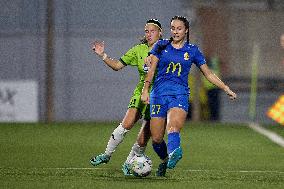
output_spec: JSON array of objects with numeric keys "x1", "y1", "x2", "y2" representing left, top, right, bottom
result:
[{"x1": 119, "y1": 58, "x2": 128, "y2": 66}]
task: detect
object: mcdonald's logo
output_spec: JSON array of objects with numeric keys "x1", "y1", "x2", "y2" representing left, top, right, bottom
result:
[{"x1": 166, "y1": 62, "x2": 182, "y2": 76}]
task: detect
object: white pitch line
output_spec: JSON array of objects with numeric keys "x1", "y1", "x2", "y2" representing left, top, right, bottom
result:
[
  {"x1": 248, "y1": 122, "x2": 284, "y2": 148},
  {"x1": 42, "y1": 167, "x2": 284, "y2": 174},
  {"x1": 184, "y1": 169, "x2": 284, "y2": 174}
]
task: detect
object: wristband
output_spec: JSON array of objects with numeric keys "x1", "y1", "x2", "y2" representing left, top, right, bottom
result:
[
  {"x1": 144, "y1": 80, "x2": 151, "y2": 84},
  {"x1": 102, "y1": 53, "x2": 107, "y2": 61}
]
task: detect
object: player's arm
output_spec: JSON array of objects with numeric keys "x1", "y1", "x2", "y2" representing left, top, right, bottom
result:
[
  {"x1": 92, "y1": 41, "x2": 125, "y2": 71},
  {"x1": 141, "y1": 54, "x2": 159, "y2": 104},
  {"x1": 101, "y1": 55, "x2": 125, "y2": 71},
  {"x1": 200, "y1": 64, "x2": 237, "y2": 100}
]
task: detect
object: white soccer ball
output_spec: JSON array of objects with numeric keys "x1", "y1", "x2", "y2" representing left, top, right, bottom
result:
[{"x1": 130, "y1": 155, "x2": 152, "y2": 177}]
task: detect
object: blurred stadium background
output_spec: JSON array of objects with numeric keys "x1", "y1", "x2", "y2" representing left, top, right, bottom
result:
[
  {"x1": 0, "y1": 0, "x2": 283, "y2": 124},
  {"x1": 1, "y1": 1, "x2": 284, "y2": 188}
]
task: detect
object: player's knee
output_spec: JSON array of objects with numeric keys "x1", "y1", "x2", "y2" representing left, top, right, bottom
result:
[{"x1": 121, "y1": 122, "x2": 134, "y2": 130}]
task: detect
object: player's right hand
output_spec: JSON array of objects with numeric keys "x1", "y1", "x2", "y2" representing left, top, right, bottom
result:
[{"x1": 92, "y1": 40, "x2": 105, "y2": 57}]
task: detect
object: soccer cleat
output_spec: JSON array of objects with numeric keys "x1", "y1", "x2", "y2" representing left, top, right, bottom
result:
[
  {"x1": 90, "y1": 153, "x2": 110, "y2": 166},
  {"x1": 167, "y1": 147, "x2": 183, "y2": 169},
  {"x1": 122, "y1": 162, "x2": 132, "y2": 176},
  {"x1": 156, "y1": 161, "x2": 167, "y2": 177}
]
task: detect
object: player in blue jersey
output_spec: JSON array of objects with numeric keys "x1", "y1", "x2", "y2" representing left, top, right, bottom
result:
[{"x1": 141, "y1": 16, "x2": 237, "y2": 170}]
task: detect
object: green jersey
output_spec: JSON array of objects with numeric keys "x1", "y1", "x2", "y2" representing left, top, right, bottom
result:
[{"x1": 120, "y1": 43, "x2": 151, "y2": 120}]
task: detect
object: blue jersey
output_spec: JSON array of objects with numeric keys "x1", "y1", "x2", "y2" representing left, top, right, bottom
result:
[{"x1": 150, "y1": 39, "x2": 206, "y2": 97}]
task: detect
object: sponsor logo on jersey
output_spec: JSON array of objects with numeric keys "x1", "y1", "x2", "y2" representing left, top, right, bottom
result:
[
  {"x1": 184, "y1": 52, "x2": 189, "y2": 60},
  {"x1": 166, "y1": 62, "x2": 181, "y2": 76}
]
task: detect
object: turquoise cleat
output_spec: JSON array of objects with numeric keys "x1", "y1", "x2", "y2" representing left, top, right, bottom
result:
[
  {"x1": 156, "y1": 161, "x2": 167, "y2": 177},
  {"x1": 122, "y1": 162, "x2": 132, "y2": 176},
  {"x1": 167, "y1": 147, "x2": 183, "y2": 169},
  {"x1": 90, "y1": 153, "x2": 110, "y2": 166}
]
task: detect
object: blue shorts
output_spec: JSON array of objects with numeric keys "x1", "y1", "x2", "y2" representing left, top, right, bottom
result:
[{"x1": 150, "y1": 94, "x2": 189, "y2": 118}]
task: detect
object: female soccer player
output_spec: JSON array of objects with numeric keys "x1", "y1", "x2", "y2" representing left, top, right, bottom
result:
[
  {"x1": 90, "y1": 19, "x2": 167, "y2": 176},
  {"x1": 141, "y1": 16, "x2": 237, "y2": 169}
]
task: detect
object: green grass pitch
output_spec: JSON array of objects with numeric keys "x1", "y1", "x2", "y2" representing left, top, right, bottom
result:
[{"x1": 0, "y1": 122, "x2": 284, "y2": 188}]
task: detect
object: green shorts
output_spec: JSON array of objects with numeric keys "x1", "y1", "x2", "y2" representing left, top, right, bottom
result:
[{"x1": 128, "y1": 94, "x2": 150, "y2": 120}]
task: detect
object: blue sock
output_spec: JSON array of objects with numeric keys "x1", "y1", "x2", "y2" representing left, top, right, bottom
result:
[
  {"x1": 168, "y1": 132, "x2": 180, "y2": 154},
  {"x1": 152, "y1": 140, "x2": 168, "y2": 160}
]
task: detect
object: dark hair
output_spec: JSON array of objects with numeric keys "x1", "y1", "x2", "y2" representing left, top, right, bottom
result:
[
  {"x1": 140, "y1": 19, "x2": 162, "y2": 44},
  {"x1": 146, "y1": 19, "x2": 162, "y2": 31},
  {"x1": 171, "y1": 15, "x2": 190, "y2": 43}
]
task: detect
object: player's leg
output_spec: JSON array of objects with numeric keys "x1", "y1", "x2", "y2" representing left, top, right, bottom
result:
[
  {"x1": 166, "y1": 95, "x2": 188, "y2": 169},
  {"x1": 151, "y1": 117, "x2": 168, "y2": 176},
  {"x1": 90, "y1": 108, "x2": 140, "y2": 166},
  {"x1": 122, "y1": 119, "x2": 150, "y2": 175},
  {"x1": 124, "y1": 119, "x2": 150, "y2": 161},
  {"x1": 150, "y1": 96, "x2": 168, "y2": 176},
  {"x1": 124, "y1": 103, "x2": 151, "y2": 160},
  {"x1": 122, "y1": 103, "x2": 151, "y2": 175},
  {"x1": 136, "y1": 104, "x2": 151, "y2": 151},
  {"x1": 106, "y1": 108, "x2": 141, "y2": 154}
]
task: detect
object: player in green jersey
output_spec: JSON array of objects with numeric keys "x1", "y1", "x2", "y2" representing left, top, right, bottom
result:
[{"x1": 90, "y1": 19, "x2": 167, "y2": 176}]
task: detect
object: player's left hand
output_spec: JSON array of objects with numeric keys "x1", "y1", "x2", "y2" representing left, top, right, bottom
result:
[{"x1": 224, "y1": 87, "x2": 237, "y2": 100}]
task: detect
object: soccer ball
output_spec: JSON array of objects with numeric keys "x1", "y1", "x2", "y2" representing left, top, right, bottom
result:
[{"x1": 130, "y1": 155, "x2": 152, "y2": 177}]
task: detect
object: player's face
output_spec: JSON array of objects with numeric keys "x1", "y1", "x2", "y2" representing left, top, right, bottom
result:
[
  {"x1": 145, "y1": 24, "x2": 161, "y2": 46},
  {"x1": 170, "y1": 20, "x2": 188, "y2": 43}
]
